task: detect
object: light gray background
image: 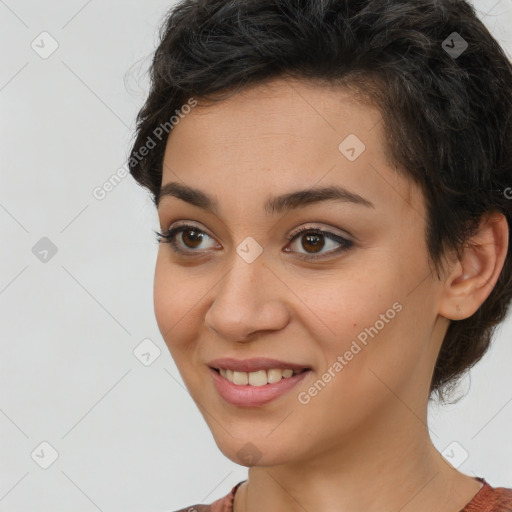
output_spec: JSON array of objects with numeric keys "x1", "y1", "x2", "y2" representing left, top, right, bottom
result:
[{"x1": 1, "y1": 1, "x2": 511, "y2": 511}]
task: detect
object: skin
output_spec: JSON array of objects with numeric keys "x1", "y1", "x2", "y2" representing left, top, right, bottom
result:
[{"x1": 153, "y1": 77, "x2": 508, "y2": 512}]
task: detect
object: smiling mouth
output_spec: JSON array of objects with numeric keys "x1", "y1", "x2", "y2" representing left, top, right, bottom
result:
[{"x1": 211, "y1": 367, "x2": 310, "y2": 386}]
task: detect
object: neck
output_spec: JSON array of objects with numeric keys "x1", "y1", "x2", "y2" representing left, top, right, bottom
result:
[{"x1": 234, "y1": 402, "x2": 481, "y2": 512}]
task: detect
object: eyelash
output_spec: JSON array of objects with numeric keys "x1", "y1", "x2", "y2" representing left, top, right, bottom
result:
[{"x1": 154, "y1": 223, "x2": 353, "y2": 261}]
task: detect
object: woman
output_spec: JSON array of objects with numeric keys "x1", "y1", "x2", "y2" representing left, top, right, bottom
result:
[{"x1": 128, "y1": 0, "x2": 512, "y2": 510}]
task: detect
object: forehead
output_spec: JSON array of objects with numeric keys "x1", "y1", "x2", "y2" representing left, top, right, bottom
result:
[
  {"x1": 178, "y1": 77, "x2": 381, "y2": 139},
  {"x1": 162, "y1": 77, "x2": 419, "y2": 212}
]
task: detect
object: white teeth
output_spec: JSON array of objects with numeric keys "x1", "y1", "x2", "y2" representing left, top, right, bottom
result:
[
  {"x1": 248, "y1": 370, "x2": 267, "y2": 386},
  {"x1": 233, "y1": 371, "x2": 249, "y2": 385},
  {"x1": 267, "y1": 368, "x2": 283, "y2": 384},
  {"x1": 218, "y1": 368, "x2": 301, "y2": 386}
]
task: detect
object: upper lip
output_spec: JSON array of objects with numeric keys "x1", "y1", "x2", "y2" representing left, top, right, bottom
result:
[{"x1": 208, "y1": 357, "x2": 311, "y2": 373}]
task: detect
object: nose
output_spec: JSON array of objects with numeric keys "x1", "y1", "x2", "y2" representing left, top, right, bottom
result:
[{"x1": 204, "y1": 254, "x2": 289, "y2": 343}]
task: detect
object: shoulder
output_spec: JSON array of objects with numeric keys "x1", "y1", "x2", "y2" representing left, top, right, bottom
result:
[
  {"x1": 491, "y1": 485, "x2": 512, "y2": 510},
  {"x1": 172, "y1": 506, "x2": 211, "y2": 512},
  {"x1": 170, "y1": 481, "x2": 245, "y2": 512},
  {"x1": 170, "y1": 496, "x2": 227, "y2": 512},
  {"x1": 172, "y1": 506, "x2": 213, "y2": 512},
  {"x1": 463, "y1": 478, "x2": 512, "y2": 511}
]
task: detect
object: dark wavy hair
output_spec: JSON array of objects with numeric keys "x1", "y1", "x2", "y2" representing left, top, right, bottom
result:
[{"x1": 128, "y1": 0, "x2": 512, "y2": 403}]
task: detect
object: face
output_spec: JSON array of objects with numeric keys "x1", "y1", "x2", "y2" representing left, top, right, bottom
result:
[{"x1": 154, "y1": 78, "x2": 447, "y2": 467}]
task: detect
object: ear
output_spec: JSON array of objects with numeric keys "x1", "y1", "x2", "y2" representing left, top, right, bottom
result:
[{"x1": 438, "y1": 212, "x2": 509, "y2": 320}]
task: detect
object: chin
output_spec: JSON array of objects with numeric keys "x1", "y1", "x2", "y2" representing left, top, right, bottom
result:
[{"x1": 211, "y1": 429, "x2": 298, "y2": 467}]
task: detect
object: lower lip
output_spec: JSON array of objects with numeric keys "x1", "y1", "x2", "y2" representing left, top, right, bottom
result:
[{"x1": 209, "y1": 367, "x2": 311, "y2": 407}]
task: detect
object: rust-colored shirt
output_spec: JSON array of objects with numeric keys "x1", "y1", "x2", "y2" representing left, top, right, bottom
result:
[{"x1": 173, "y1": 477, "x2": 512, "y2": 512}]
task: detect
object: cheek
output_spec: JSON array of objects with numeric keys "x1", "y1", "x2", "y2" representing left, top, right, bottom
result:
[
  {"x1": 153, "y1": 254, "x2": 202, "y2": 347},
  {"x1": 289, "y1": 266, "x2": 418, "y2": 395},
  {"x1": 300, "y1": 294, "x2": 432, "y2": 431},
  {"x1": 287, "y1": 266, "x2": 395, "y2": 345},
  {"x1": 153, "y1": 257, "x2": 174, "y2": 336}
]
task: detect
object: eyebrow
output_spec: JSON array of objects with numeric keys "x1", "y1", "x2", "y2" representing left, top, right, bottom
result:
[{"x1": 156, "y1": 181, "x2": 375, "y2": 214}]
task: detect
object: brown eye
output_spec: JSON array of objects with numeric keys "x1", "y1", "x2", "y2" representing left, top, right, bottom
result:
[
  {"x1": 180, "y1": 228, "x2": 204, "y2": 249},
  {"x1": 293, "y1": 232, "x2": 325, "y2": 253},
  {"x1": 155, "y1": 224, "x2": 219, "y2": 254},
  {"x1": 154, "y1": 224, "x2": 353, "y2": 260},
  {"x1": 286, "y1": 227, "x2": 353, "y2": 260}
]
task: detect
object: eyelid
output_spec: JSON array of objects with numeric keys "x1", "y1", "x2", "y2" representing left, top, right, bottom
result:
[
  {"x1": 164, "y1": 220, "x2": 352, "y2": 241},
  {"x1": 287, "y1": 223, "x2": 353, "y2": 241},
  {"x1": 167, "y1": 220, "x2": 213, "y2": 236}
]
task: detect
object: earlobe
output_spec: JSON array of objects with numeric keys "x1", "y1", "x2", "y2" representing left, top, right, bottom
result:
[{"x1": 438, "y1": 212, "x2": 509, "y2": 321}]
